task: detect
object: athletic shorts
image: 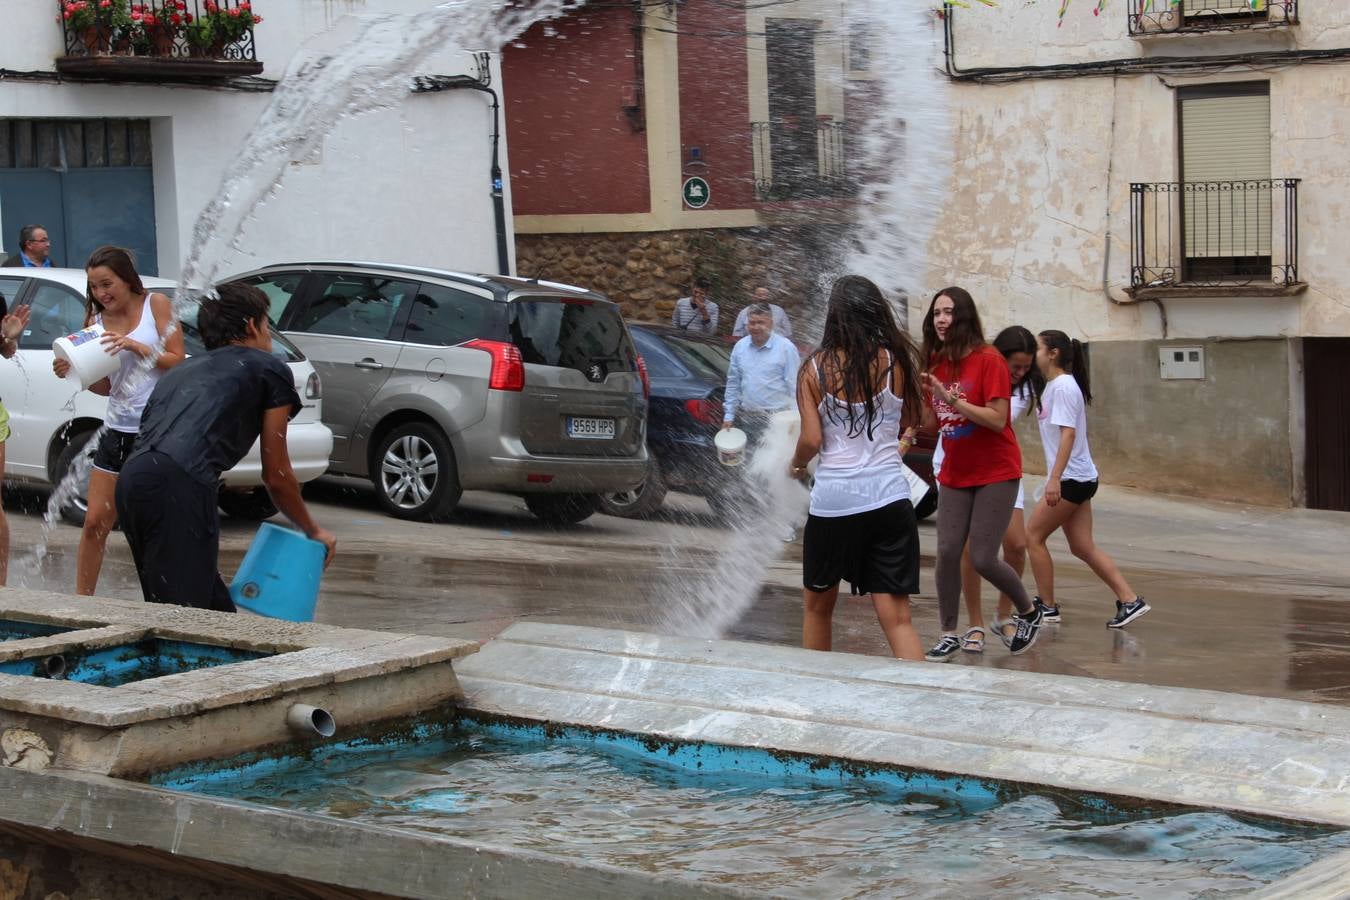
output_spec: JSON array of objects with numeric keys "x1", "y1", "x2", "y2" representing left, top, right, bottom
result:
[
  {"x1": 92, "y1": 429, "x2": 138, "y2": 475},
  {"x1": 1014, "y1": 479, "x2": 1025, "y2": 511},
  {"x1": 803, "y1": 498, "x2": 920, "y2": 597},
  {"x1": 1061, "y1": 478, "x2": 1099, "y2": 505},
  {"x1": 0, "y1": 401, "x2": 9, "y2": 443}
]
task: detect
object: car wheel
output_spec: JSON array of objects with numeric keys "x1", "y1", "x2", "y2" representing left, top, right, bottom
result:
[
  {"x1": 218, "y1": 487, "x2": 279, "y2": 521},
  {"x1": 913, "y1": 486, "x2": 939, "y2": 521},
  {"x1": 53, "y1": 431, "x2": 97, "y2": 527},
  {"x1": 373, "y1": 423, "x2": 462, "y2": 522},
  {"x1": 524, "y1": 493, "x2": 600, "y2": 526},
  {"x1": 597, "y1": 461, "x2": 667, "y2": 519}
]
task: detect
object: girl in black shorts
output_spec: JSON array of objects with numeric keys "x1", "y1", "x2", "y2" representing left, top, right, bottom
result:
[
  {"x1": 52, "y1": 247, "x2": 184, "y2": 595},
  {"x1": 789, "y1": 276, "x2": 925, "y2": 661},
  {"x1": 1025, "y1": 330, "x2": 1149, "y2": 629}
]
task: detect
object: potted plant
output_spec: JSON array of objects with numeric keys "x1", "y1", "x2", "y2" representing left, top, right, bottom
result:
[
  {"x1": 199, "y1": 0, "x2": 262, "y2": 54},
  {"x1": 61, "y1": 0, "x2": 115, "y2": 54},
  {"x1": 129, "y1": 1, "x2": 189, "y2": 56}
]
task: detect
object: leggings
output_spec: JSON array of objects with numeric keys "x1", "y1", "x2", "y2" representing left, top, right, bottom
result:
[{"x1": 936, "y1": 479, "x2": 1032, "y2": 631}]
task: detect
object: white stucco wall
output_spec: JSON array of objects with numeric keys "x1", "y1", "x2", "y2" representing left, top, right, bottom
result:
[
  {"x1": 920, "y1": 5, "x2": 1350, "y2": 342},
  {"x1": 0, "y1": 0, "x2": 513, "y2": 280}
]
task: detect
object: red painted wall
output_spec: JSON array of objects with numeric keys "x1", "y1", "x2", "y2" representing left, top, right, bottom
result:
[
  {"x1": 502, "y1": 6, "x2": 650, "y2": 216},
  {"x1": 676, "y1": 0, "x2": 755, "y2": 211}
]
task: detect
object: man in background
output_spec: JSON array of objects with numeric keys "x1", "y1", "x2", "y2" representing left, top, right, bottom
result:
[
  {"x1": 2, "y1": 225, "x2": 53, "y2": 268},
  {"x1": 732, "y1": 287, "x2": 792, "y2": 339},
  {"x1": 672, "y1": 274, "x2": 719, "y2": 334}
]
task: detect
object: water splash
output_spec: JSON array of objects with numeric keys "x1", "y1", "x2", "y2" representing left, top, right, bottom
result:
[
  {"x1": 656, "y1": 5, "x2": 952, "y2": 640},
  {"x1": 842, "y1": 2, "x2": 953, "y2": 327}
]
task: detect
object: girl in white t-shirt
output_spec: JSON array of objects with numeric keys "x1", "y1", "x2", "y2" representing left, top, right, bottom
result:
[{"x1": 1025, "y1": 330, "x2": 1150, "y2": 630}]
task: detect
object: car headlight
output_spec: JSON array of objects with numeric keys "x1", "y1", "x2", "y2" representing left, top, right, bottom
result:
[{"x1": 305, "y1": 372, "x2": 322, "y2": 400}]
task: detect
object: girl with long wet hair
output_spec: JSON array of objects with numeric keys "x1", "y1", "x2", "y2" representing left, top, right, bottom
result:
[
  {"x1": 920, "y1": 288, "x2": 1042, "y2": 660},
  {"x1": 788, "y1": 275, "x2": 926, "y2": 661},
  {"x1": 52, "y1": 246, "x2": 184, "y2": 595},
  {"x1": 961, "y1": 326, "x2": 1044, "y2": 645},
  {"x1": 1026, "y1": 330, "x2": 1149, "y2": 629}
]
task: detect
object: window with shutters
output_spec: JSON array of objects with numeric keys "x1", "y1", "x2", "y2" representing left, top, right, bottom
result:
[
  {"x1": 1179, "y1": 83, "x2": 1272, "y2": 280},
  {"x1": 1128, "y1": 0, "x2": 1298, "y2": 35},
  {"x1": 1128, "y1": 81, "x2": 1303, "y2": 294}
]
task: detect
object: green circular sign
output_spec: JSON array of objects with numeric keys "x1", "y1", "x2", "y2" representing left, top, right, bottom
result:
[{"x1": 682, "y1": 176, "x2": 711, "y2": 209}]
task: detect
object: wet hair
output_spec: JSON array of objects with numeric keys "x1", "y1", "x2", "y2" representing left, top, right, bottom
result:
[
  {"x1": 804, "y1": 275, "x2": 923, "y2": 436},
  {"x1": 993, "y1": 325, "x2": 1044, "y2": 415},
  {"x1": 199, "y1": 282, "x2": 269, "y2": 350},
  {"x1": 84, "y1": 246, "x2": 146, "y2": 318},
  {"x1": 745, "y1": 303, "x2": 773, "y2": 320},
  {"x1": 692, "y1": 274, "x2": 713, "y2": 292},
  {"x1": 18, "y1": 224, "x2": 45, "y2": 250},
  {"x1": 1038, "y1": 329, "x2": 1092, "y2": 404},
  {"x1": 921, "y1": 286, "x2": 986, "y2": 368}
]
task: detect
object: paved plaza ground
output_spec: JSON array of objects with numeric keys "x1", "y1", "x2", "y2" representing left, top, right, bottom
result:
[{"x1": 7, "y1": 475, "x2": 1349, "y2": 705}]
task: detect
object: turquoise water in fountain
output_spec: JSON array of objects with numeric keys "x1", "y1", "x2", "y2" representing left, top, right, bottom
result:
[
  {"x1": 154, "y1": 714, "x2": 1350, "y2": 897},
  {"x1": 0, "y1": 639, "x2": 268, "y2": 687},
  {"x1": 0, "y1": 618, "x2": 72, "y2": 642}
]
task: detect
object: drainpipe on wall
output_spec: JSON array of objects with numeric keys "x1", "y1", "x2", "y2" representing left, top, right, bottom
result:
[{"x1": 412, "y1": 64, "x2": 512, "y2": 277}]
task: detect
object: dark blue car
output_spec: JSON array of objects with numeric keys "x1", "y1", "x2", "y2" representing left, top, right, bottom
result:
[{"x1": 599, "y1": 324, "x2": 739, "y2": 519}]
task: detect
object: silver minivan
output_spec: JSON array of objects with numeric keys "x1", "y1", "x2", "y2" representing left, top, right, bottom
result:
[{"x1": 227, "y1": 263, "x2": 649, "y2": 524}]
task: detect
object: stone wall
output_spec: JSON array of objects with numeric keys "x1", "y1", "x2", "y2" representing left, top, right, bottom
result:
[{"x1": 515, "y1": 226, "x2": 849, "y2": 334}]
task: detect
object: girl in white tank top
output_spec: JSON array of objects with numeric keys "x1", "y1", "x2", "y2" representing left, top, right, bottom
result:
[
  {"x1": 789, "y1": 276, "x2": 927, "y2": 662},
  {"x1": 51, "y1": 247, "x2": 185, "y2": 597}
]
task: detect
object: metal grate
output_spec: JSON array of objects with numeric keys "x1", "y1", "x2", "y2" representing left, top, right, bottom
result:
[
  {"x1": 0, "y1": 119, "x2": 152, "y2": 169},
  {"x1": 1129, "y1": 179, "x2": 1301, "y2": 288},
  {"x1": 1128, "y1": 0, "x2": 1298, "y2": 35}
]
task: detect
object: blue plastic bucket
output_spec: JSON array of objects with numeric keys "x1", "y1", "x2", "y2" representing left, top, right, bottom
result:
[{"x1": 228, "y1": 522, "x2": 327, "y2": 622}]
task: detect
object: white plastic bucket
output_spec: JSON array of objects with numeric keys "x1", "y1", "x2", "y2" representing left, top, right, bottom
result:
[
  {"x1": 714, "y1": 427, "x2": 747, "y2": 466},
  {"x1": 52, "y1": 324, "x2": 119, "y2": 390}
]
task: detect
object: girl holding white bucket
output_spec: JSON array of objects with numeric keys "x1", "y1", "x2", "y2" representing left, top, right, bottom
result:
[
  {"x1": 52, "y1": 246, "x2": 184, "y2": 595},
  {"x1": 0, "y1": 297, "x2": 32, "y2": 585},
  {"x1": 788, "y1": 275, "x2": 926, "y2": 662}
]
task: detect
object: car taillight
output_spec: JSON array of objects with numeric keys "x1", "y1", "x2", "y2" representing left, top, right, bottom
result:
[
  {"x1": 684, "y1": 397, "x2": 723, "y2": 424},
  {"x1": 636, "y1": 356, "x2": 650, "y2": 400},
  {"x1": 465, "y1": 339, "x2": 525, "y2": 391},
  {"x1": 304, "y1": 372, "x2": 322, "y2": 400}
]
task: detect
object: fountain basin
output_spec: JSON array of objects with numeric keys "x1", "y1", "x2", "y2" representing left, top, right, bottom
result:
[{"x1": 0, "y1": 617, "x2": 75, "y2": 642}]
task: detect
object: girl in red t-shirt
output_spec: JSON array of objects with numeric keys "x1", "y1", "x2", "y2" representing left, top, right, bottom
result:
[{"x1": 919, "y1": 287, "x2": 1042, "y2": 659}]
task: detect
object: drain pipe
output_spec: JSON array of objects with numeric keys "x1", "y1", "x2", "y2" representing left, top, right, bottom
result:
[
  {"x1": 42, "y1": 655, "x2": 67, "y2": 678},
  {"x1": 286, "y1": 704, "x2": 336, "y2": 738},
  {"x1": 412, "y1": 66, "x2": 511, "y2": 277}
]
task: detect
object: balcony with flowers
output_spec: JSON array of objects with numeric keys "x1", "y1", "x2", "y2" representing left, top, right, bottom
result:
[{"x1": 55, "y1": 0, "x2": 263, "y2": 80}]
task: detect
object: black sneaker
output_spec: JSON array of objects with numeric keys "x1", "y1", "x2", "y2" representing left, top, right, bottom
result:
[
  {"x1": 1034, "y1": 597, "x2": 1061, "y2": 624},
  {"x1": 1007, "y1": 608, "x2": 1044, "y2": 655},
  {"x1": 1107, "y1": 597, "x2": 1151, "y2": 629},
  {"x1": 925, "y1": 635, "x2": 962, "y2": 662}
]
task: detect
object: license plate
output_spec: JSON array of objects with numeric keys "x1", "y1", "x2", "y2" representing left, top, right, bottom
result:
[{"x1": 566, "y1": 416, "x2": 615, "y2": 439}]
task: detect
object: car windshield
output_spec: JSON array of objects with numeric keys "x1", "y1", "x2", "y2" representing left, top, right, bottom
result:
[
  {"x1": 508, "y1": 297, "x2": 635, "y2": 372},
  {"x1": 660, "y1": 333, "x2": 730, "y2": 380},
  {"x1": 163, "y1": 291, "x2": 304, "y2": 363}
]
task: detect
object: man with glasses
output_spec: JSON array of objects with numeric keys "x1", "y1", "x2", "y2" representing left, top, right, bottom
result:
[{"x1": 2, "y1": 225, "x2": 54, "y2": 268}]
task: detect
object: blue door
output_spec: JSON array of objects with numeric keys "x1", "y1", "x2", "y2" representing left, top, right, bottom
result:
[{"x1": 0, "y1": 119, "x2": 158, "y2": 273}]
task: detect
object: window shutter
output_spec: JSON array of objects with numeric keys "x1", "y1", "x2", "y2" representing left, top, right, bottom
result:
[{"x1": 1181, "y1": 90, "x2": 1271, "y2": 259}]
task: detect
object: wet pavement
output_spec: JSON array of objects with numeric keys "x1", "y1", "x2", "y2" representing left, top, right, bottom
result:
[{"x1": 6, "y1": 475, "x2": 1350, "y2": 706}]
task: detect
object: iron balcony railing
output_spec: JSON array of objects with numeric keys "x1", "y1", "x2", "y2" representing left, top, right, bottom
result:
[
  {"x1": 58, "y1": 0, "x2": 258, "y2": 63},
  {"x1": 751, "y1": 120, "x2": 852, "y2": 202},
  {"x1": 1128, "y1": 0, "x2": 1298, "y2": 35},
  {"x1": 1129, "y1": 180, "x2": 1301, "y2": 289}
]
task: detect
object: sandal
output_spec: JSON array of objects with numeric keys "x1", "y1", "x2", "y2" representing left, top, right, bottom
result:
[
  {"x1": 960, "y1": 626, "x2": 985, "y2": 653},
  {"x1": 991, "y1": 617, "x2": 1018, "y2": 647}
]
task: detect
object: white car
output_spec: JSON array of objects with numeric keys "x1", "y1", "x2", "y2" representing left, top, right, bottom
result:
[{"x1": 0, "y1": 268, "x2": 333, "y2": 523}]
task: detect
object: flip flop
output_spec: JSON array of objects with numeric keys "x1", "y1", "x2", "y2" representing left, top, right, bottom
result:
[{"x1": 960, "y1": 626, "x2": 985, "y2": 653}]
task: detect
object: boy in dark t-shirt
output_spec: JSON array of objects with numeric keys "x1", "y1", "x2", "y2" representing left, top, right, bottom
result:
[{"x1": 115, "y1": 283, "x2": 336, "y2": 611}]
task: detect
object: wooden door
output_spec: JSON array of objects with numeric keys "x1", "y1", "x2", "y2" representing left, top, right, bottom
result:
[{"x1": 1305, "y1": 338, "x2": 1350, "y2": 511}]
